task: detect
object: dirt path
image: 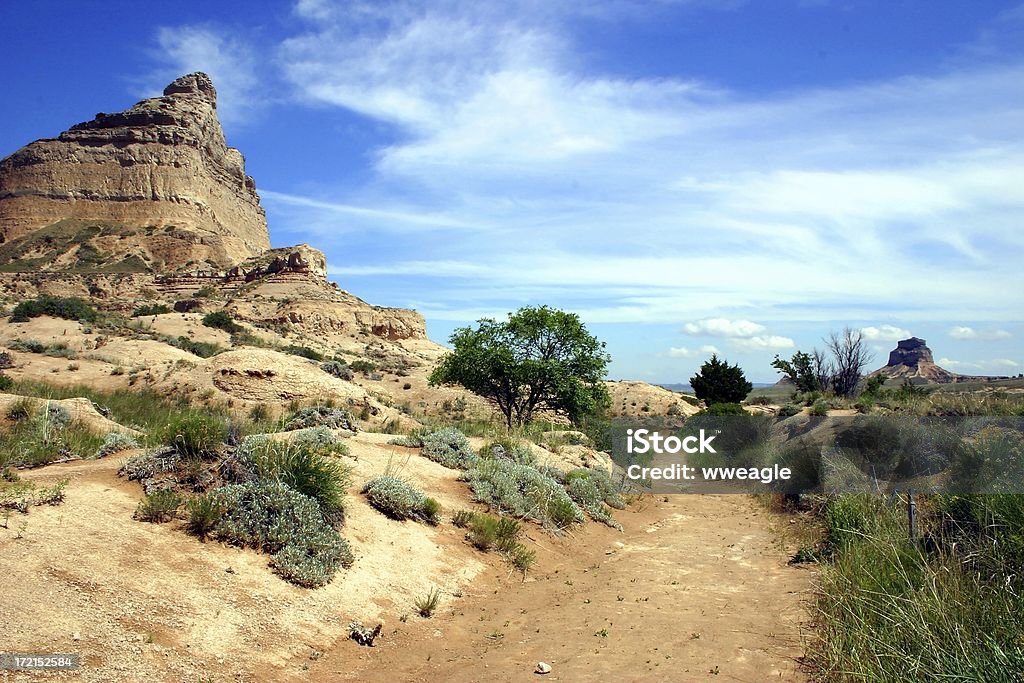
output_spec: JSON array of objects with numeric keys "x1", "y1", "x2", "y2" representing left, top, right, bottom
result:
[{"x1": 304, "y1": 495, "x2": 812, "y2": 682}]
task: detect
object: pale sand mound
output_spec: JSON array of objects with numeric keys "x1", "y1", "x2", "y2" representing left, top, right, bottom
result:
[
  {"x1": 208, "y1": 348, "x2": 365, "y2": 403},
  {"x1": 0, "y1": 393, "x2": 140, "y2": 436},
  {"x1": 607, "y1": 380, "x2": 702, "y2": 417},
  {"x1": 1, "y1": 431, "x2": 488, "y2": 682}
]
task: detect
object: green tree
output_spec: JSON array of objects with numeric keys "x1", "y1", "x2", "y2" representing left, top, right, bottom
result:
[
  {"x1": 772, "y1": 350, "x2": 825, "y2": 393},
  {"x1": 429, "y1": 306, "x2": 610, "y2": 428},
  {"x1": 690, "y1": 355, "x2": 753, "y2": 406}
]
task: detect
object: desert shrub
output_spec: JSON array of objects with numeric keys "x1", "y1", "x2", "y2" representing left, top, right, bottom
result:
[
  {"x1": 282, "y1": 345, "x2": 323, "y2": 361},
  {"x1": 285, "y1": 406, "x2": 357, "y2": 431},
  {"x1": 10, "y1": 296, "x2": 98, "y2": 323},
  {"x1": 158, "y1": 412, "x2": 228, "y2": 459},
  {"x1": 290, "y1": 426, "x2": 351, "y2": 457},
  {"x1": 209, "y1": 480, "x2": 353, "y2": 587},
  {"x1": 7, "y1": 339, "x2": 45, "y2": 354},
  {"x1": 388, "y1": 434, "x2": 424, "y2": 447},
  {"x1": 46, "y1": 403, "x2": 71, "y2": 429},
  {"x1": 349, "y1": 359, "x2": 377, "y2": 374},
  {"x1": 778, "y1": 404, "x2": 802, "y2": 417},
  {"x1": 507, "y1": 544, "x2": 537, "y2": 572},
  {"x1": 701, "y1": 402, "x2": 747, "y2": 416},
  {"x1": 467, "y1": 513, "x2": 499, "y2": 550},
  {"x1": 483, "y1": 438, "x2": 536, "y2": 466},
  {"x1": 467, "y1": 458, "x2": 584, "y2": 530},
  {"x1": 420, "y1": 427, "x2": 477, "y2": 469},
  {"x1": 201, "y1": 310, "x2": 242, "y2": 334},
  {"x1": 321, "y1": 360, "x2": 354, "y2": 380},
  {"x1": 0, "y1": 374, "x2": 11, "y2": 392},
  {"x1": 248, "y1": 439, "x2": 351, "y2": 522},
  {"x1": 361, "y1": 475, "x2": 436, "y2": 523},
  {"x1": 420, "y1": 497, "x2": 442, "y2": 525},
  {"x1": 415, "y1": 587, "x2": 442, "y2": 617},
  {"x1": 185, "y1": 493, "x2": 224, "y2": 540},
  {"x1": 810, "y1": 399, "x2": 830, "y2": 417},
  {"x1": 171, "y1": 336, "x2": 223, "y2": 358},
  {"x1": 6, "y1": 398, "x2": 34, "y2": 422},
  {"x1": 132, "y1": 304, "x2": 171, "y2": 317},
  {"x1": 567, "y1": 473, "x2": 622, "y2": 529},
  {"x1": 94, "y1": 432, "x2": 139, "y2": 458},
  {"x1": 135, "y1": 489, "x2": 182, "y2": 522},
  {"x1": 248, "y1": 403, "x2": 272, "y2": 423},
  {"x1": 452, "y1": 509, "x2": 476, "y2": 528},
  {"x1": 0, "y1": 352, "x2": 13, "y2": 369},
  {"x1": 690, "y1": 355, "x2": 753, "y2": 405},
  {"x1": 119, "y1": 447, "x2": 180, "y2": 482}
]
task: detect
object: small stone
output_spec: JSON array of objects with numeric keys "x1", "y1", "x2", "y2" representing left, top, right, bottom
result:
[
  {"x1": 72, "y1": 632, "x2": 81, "y2": 641},
  {"x1": 536, "y1": 661, "x2": 552, "y2": 674}
]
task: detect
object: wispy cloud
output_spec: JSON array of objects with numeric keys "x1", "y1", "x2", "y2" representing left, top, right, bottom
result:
[
  {"x1": 146, "y1": 25, "x2": 261, "y2": 124},
  {"x1": 947, "y1": 325, "x2": 1012, "y2": 341},
  {"x1": 668, "y1": 344, "x2": 720, "y2": 358},
  {"x1": 861, "y1": 325, "x2": 912, "y2": 342}
]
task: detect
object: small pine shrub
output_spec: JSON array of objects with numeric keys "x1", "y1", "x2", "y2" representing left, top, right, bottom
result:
[
  {"x1": 94, "y1": 432, "x2": 139, "y2": 458},
  {"x1": 508, "y1": 545, "x2": 537, "y2": 573},
  {"x1": 467, "y1": 514, "x2": 499, "y2": 550},
  {"x1": 321, "y1": 360, "x2": 354, "y2": 381},
  {"x1": 420, "y1": 427, "x2": 477, "y2": 469},
  {"x1": 135, "y1": 489, "x2": 182, "y2": 522},
  {"x1": 420, "y1": 497, "x2": 442, "y2": 526},
  {"x1": 0, "y1": 374, "x2": 12, "y2": 391}
]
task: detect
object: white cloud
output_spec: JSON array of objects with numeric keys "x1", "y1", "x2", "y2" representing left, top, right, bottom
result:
[
  {"x1": 991, "y1": 358, "x2": 1021, "y2": 368},
  {"x1": 938, "y1": 357, "x2": 1019, "y2": 372},
  {"x1": 148, "y1": 26, "x2": 260, "y2": 124},
  {"x1": 860, "y1": 325, "x2": 912, "y2": 342},
  {"x1": 683, "y1": 318, "x2": 767, "y2": 338},
  {"x1": 731, "y1": 335, "x2": 796, "y2": 351},
  {"x1": 947, "y1": 326, "x2": 1012, "y2": 341},
  {"x1": 668, "y1": 345, "x2": 721, "y2": 358}
]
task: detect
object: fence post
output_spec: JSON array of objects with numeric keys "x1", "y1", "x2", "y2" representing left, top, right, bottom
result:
[{"x1": 907, "y1": 488, "x2": 917, "y2": 541}]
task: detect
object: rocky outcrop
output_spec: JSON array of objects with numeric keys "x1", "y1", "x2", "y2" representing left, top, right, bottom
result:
[
  {"x1": 872, "y1": 337, "x2": 957, "y2": 383},
  {"x1": 0, "y1": 73, "x2": 270, "y2": 270}
]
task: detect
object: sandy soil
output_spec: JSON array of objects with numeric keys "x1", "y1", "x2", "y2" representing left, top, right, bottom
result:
[{"x1": 1, "y1": 436, "x2": 811, "y2": 683}]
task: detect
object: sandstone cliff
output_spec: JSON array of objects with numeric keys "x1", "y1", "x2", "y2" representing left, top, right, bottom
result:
[{"x1": 0, "y1": 73, "x2": 270, "y2": 270}]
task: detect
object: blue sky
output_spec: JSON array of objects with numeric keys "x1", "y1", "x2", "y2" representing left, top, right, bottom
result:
[{"x1": 2, "y1": 0, "x2": 1022, "y2": 382}]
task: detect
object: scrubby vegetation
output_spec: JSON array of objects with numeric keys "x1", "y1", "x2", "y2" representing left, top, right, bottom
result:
[
  {"x1": 285, "y1": 405, "x2": 357, "y2": 431},
  {"x1": 419, "y1": 427, "x2": 477, "y2": 469},
  {"x1": 132, "y1": 303, "x2": 171, "y2": 317},
  {"x1": 362, "y1": 475, "x2": 440, "y2": 525},
  {"x1": 282, "y1": 345, "x2": 323, "y2": 361},
  {"x1": 321, "y1": 360, "x2": 354, "y2": 380},
  {"x1": 467, "y1": 456, "x2": 585, "y2": 530},
  {"x1": 201, "y1": 310, "x2": 243, "y2": 334},
  {"x1": 0, "y1": 400, "x2": 106, "y2": 469},
  {"x1": 10, "y1": 295, "x2": 99, "y2": 323},
  {"x1": 94, "y1": 431, "x2": 139, "y2": 458},
  {"x1": 453, "y1": 509, "x2": 536, "y2": 573}
]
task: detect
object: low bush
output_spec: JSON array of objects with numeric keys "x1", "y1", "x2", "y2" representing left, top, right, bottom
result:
[
  {"x1": 285, "y1": 406, "x2": 357, "y2": 431},
  {"x1": 282, "y1": 345, "x2": 323, "y2": 361},
  {"x1": 208, "y1": 480, "x2": 353, "y2": 587},
  {"x1": 361, "y1": 475, "x2": 437, "y2": 524},
  {"x1": 132, "y1": 304, "x2": 171, "y2": 317},
  {"x1": 94, "y1": 432, "x2": 139, "y2": 458},
  {"x1": 246, "y1": 438, "x2": 351, "y2": 523},
  {"x1": 171, "y1": 336, "x2": 223, "y2": 358},
  {"x1": 10, "y1": 296, "x2": 99, "y2": 323},
  {"x1": 290, "y1": 426, "x2": 351, "y2": 457},
  {"x1": 0, "y1": 351, "x2": 13, "y2": 369},
  {"x1": 810, "y1": 399, "x2": 830, "y2": 417},
  {"x1": 420, "y1": 427, "x2": 477, "y2": 469},
  {"x1": 415, "y1": 587, "x2": 442, "y2": 618},
  {"x1": 349, "y1": 359, "x2": 377, "y2": 374},
  {"x1": 701, "y1": 402, "x2": 748, "y2": 416},
  {"x1": 184, "y1": 493, "x2": 224, "y2": 540},
  {"x1": 467, "y1": 457, "x2": 584, "y2": 530},
  {"x1": 321, "y1": 360, "x2": 354, "y2": 380},
  {"x1": 135, "y1": 489, "x2": 182, "y2": 522},
  {"x1": 0, "y1": 374, "x2": 11, "y2": 391},
  {"x1": 158, "y1": 412, "x2": 228, "y2": 459},
  {"x1": 778, "y1": 404, "x2": 802, "y2": 417},
  {"x1": 202, "y1": 310, "x2": 242, "y2": 334}
]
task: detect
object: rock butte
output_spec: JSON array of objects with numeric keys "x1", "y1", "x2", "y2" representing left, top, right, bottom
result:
[{"x1": 0, "y1": 72, "x2": 426, "y2": 342}]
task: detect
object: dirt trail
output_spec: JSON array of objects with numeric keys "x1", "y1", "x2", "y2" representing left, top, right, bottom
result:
[
  {"x1": 2, "y1": 453, "x2": 810, "y2": 682},
  {"x1": 305, "y1": 495, "x2": 812, "y2": 682}
]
